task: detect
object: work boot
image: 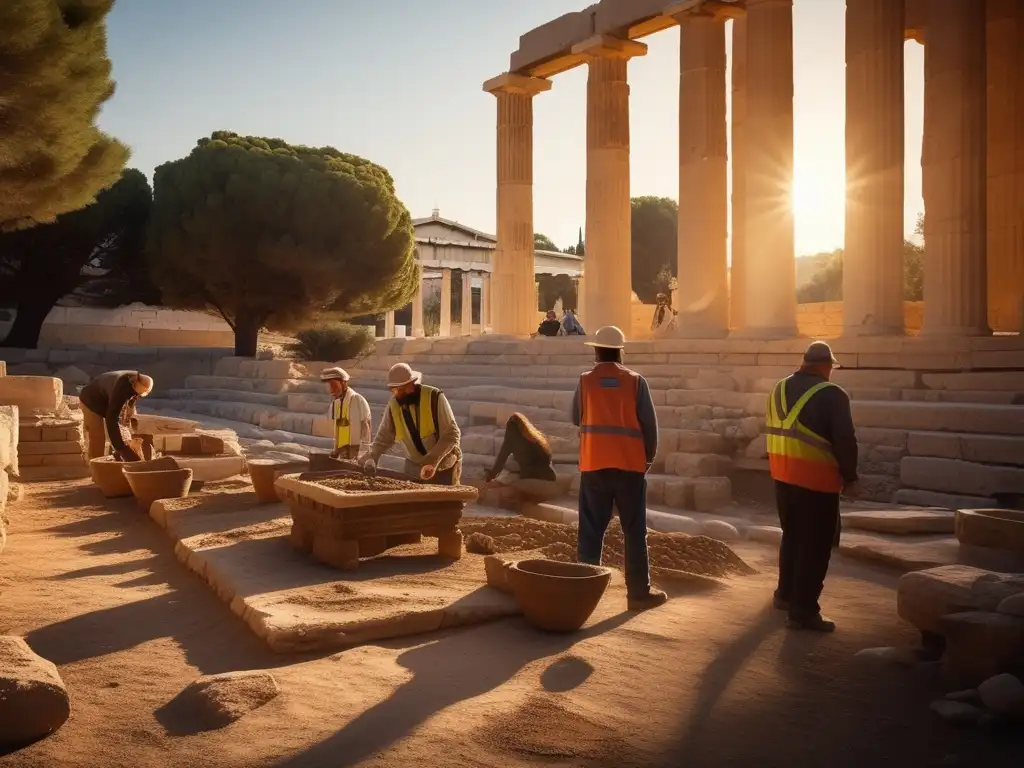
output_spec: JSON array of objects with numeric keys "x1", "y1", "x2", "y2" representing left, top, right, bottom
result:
[
  {"x1": 786, "y1": 614, "x2": 836, "y2": 633},
  {"x1": 772, "y1": 594, "x2": 790, "y2": 612},
  {"x1": 628, "y1": 589, "x2": 668, "y2": 612}
]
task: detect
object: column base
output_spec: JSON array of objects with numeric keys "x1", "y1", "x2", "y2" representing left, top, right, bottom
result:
[
  {"x1": 729, "y1": 326, "x2": 800, "y2": 340},
  {"x1": 672, "y1": 324, "x2": 730, "y2": 340},
  {"x1": 841, "y1": 325, "x2": 906, "y2": 338},
  {"x1": 918, "y1": 325, "x2": 992, "y2": 338}
]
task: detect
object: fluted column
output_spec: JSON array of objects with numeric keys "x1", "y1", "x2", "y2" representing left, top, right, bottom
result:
[
  {"x1": 730, "y1": 16, "x2": 748, "y2": 332},
  {"x1": 921, "y1": 0, "x2": 989, "y2": 336},
  {"x1": 460, "y1": 271, "x2": 473, "y2": 335},
  {"x1": 741, "y1": 0, "x2": 797, "y2": 337},
  {"x1": 675, "y1": 13, "x2": 729, "y2": 336},
  {"x1": 483, "y1": 73, "x2": 552, "y2": 335},
  {"x1": 987, "y1": 0, "x2": 1024, "y2": 333},
  {"x1": 843, "y1": 0, "x2": 906, "y2": 336},
  {"x1": 410, "y1": 270, "x2": 424, "y2": 338},
  {"x1": 439, "y1": 268, "x2": 452, "y2": 337},
  {"x1": 384, "y1": 310, "x2": 395, "y2": 339},
  {"x1": 573, "y1": 35, "x2": 648, "y2": 333},
  {"x1": 481, "y1": 272, "x2": 491, "y2": 333},
  {"x1": 576, "y1": 272, "x2": 587, "y2": 322}
]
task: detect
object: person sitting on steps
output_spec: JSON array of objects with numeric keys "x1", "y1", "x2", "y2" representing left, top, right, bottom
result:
[
  {"x1": 535, "y1": 311, "x2": 563, "y2": 338},
  {"x1": 78, "y1": 370, "x2": 154, "y2": 462}
]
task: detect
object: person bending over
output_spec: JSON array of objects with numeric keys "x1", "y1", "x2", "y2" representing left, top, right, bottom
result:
[
  {"x1": 483, "y1": 412, "x2": 557, "y2": 483},
  {"x1": 78, "y1": 370, "x2": 154, "y2": 462}
]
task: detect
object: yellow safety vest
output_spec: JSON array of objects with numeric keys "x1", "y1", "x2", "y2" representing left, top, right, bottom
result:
[
  {"x1": 765, "y1": 378, "x2": 843, "y2": 493},
  {"x1": 389, "y1": 385, "x2": 439, "y2": 456},
  {"x1": 331, "y1": 396, "x2": 352, "y2": 449}
]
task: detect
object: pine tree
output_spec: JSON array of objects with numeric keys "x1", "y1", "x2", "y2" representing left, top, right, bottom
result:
[{"x1": 0, "y1": 1, "x2": 128, "y2": 232}]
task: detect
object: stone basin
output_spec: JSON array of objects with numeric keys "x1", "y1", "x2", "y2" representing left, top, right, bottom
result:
[
  {"x1": 249, "y1": 457, "x2": 309, "y2": 503},
  {"x1": 89, "y1": 456, "x2": 177, "y2": 498},
  {"x1": 275, "y1": 469, "x2": 478, "y2": 571},
  {"x1": 123, "y1": 465, "x2": 193, "y2": 512},
  {"x1": 956, "y1": 508, "x2": 1024, "y2": 572},
  {"x1": 508, "y1": 559, "x2": 612, "y2": 633}
]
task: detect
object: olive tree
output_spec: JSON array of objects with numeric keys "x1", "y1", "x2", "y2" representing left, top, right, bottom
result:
[
  {"x1": 147, "y1": 132, "x2": 417, "y2": 356},
  {"x1": 0, "y1": 0, "x2": 128, "y2": 231}
]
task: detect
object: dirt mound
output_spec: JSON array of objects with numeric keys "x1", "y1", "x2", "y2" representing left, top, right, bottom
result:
[
  {"x1": 310, "y1": 471, "x2": 422, "y2": 493},
  {"x1": 459, "y1": 516, "x2": 754, "y2": 579},
  {"x1": 157, "y1": 670, "x2": 279, "y2": 735},
  {"x1": 476, "y1": 695, "x2": 639, "y2": 765}
]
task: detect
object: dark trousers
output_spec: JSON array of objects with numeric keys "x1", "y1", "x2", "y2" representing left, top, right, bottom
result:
[
  {"x1": 774, "y1": 480, "x2": 841, "y2": 619},
  {"x1": 578, "y1": 469, "x2": 651, "y2": 597}
]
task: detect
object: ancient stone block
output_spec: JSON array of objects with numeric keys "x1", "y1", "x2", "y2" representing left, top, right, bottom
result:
[
  {"x1": 675, "y1": 431, "x2": 728, "y2": 454},
  {"x1": 665, "y1": 452, "x2": 732, "y2": 478},
  {"x1": 0, "y1": 376, "x2": 62, "y2": 412},
  {"x1": 977, "y1": 673, "x2": 1024, "y2": 719},
  {"x1": 892, "y1": 488, "x2": 998, "y2": 510},
  {"x1": 693, "y1": 477, "x2": 731, "y2": 512},
  {"x1": 901, "y1": 456, "x2": 1024, "y2": 497},
  {"x1": 701, "y1": 519, "x2": 740, "y2": 542},
  {"x1": 857, "y1": 473, "x2": 901, "y2": 502},
  {"x1": 0, "y1": 406, "x2": 17, "y2": 479},
  {"x1": 17, "y1": 440, "x2": 83, "y2": 456},
  {"x1": 744, "y1": 433, "x2": 767, "y2": 459},
  {"x1": 842, "y1": 508, "x2": 955, "y2": 536},
  {"x1": 856, "y1": 427, "x2": 909, "y2": 449},
  {"x1": 0, "y1": 636, "x2": 71, "y2": 747},
  {"x1": 663, "y1": 479, "x2": 694, "y2": 510},
  {"x1": 998, "y1": 593, "x2": 1024, "y2": 618},
  {"x1": 940, "y1": 611, "x2": 1024, "y2": 689},
  {"x1": 897, "y1": 565, "x2": 1024, "y2": 634}
]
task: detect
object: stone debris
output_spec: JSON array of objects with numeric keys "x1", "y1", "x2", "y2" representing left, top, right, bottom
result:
[
  {"x1": 977, "y1": 674, "x2": 1024, "y2": 720},
  {"x1": 897, "y1": 565, "x2": 1024, "y2": 634},
  {"x1": 930, "y1": 699, "x2": 989, "y2": 726},
  {"x1": 0, "y1": 636, "x2": 71, "y2": 747},
  {"x1": 171, "y1": 670, "x2": 280, "y2": 732},
  {"x1": 853, "y1": 646, "x2": 917, "y2": 666},
  {"x1": 465, "y1": 532, "x2": 497, "y2": 555},
  {"x1": 997, "y1": 593, "x2": 1024, "y2": 617},
  {"x1": 701, "y1": 519, "x2": 740, "y2": 542}
]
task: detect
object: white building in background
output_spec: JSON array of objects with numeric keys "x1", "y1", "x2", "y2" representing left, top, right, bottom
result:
[{"x1": 387, "y1": 210, "x2": 584, "y2": 338}]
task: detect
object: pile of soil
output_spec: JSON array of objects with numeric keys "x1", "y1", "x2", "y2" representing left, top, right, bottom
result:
[
  {"x1": 459, "y1": 516, "x2": 754, "y2": 579},
  {"x1": 310, "y1": 471, "x2": 421, "y2": 494}
]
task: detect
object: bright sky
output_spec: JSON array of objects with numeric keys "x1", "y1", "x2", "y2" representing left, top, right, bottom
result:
[{"x1": 99, "y1": 0, "x2": 925, "y2": 258}]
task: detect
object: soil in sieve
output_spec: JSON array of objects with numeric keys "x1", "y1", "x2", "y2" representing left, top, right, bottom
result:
[
  {"x1": 309, "y1": 471, "x2": 422, "y2": 494},
  {"x1": 458, "y1": 516, "x2": 755, "y2": 579}
]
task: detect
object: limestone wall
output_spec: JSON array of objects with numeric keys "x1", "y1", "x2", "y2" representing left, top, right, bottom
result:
[
  {"x1": 0, "y1": 405, "x2": 18, "y2": 554},
  {"x1": 0, "y1": 304, "x2": 233, "y2": 348},
  {"x1": 797, "y1": 301, "x2": 924, "y2": 338}
]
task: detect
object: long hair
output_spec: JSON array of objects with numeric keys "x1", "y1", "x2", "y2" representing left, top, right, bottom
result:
[{"x1": 510, "y1": 412, "x2": 551, "y2": 457}]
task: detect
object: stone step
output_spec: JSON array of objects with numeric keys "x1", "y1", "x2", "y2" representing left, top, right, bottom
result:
[
  {"x1": 852, "y1": 401, "x2": 1024, "y2": 436},
  {"x1": 900, "y1": 456, "x2": 1024, "y2": 498},
  {"x1": 905, "y1": 431, "x2": 1024, "y2": 468},
  {"x1": 163, "y1": 388, "x2": 290, "y2": 408}
]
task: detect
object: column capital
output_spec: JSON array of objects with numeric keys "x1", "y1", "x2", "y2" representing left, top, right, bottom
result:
[
  {"x1": 483, "y1": 73, "x2": 552, "y2": 96},
  {"x1": 665, "y1": 1, "x2": 741, "y2": 23},
  {"x1": 571, "y1": 34, "x2": 648, "y2": 60}
]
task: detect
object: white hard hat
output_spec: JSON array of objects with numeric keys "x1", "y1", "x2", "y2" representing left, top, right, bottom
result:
[
  {"x1": 319, "y1": 367, "x2": 350, "y2": 382},
  {"x1": 386, "y1": 363, "x2": 422, "y2": 388},
  {"x1": 584, "y1": 326, "x2": 626, "y2": 350}
]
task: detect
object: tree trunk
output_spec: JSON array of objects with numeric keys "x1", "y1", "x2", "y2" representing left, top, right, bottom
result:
[
  {"x1": 0, "y1": 294, "x2": 59, "y2": 349},
  {"x1": 233, "y1": 313, "x2": 263, "y2": 357}
]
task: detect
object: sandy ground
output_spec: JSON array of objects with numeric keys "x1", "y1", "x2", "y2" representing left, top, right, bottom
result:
[{"x1": 1, "y1": 479, "x2": 1022, "y2": 768}]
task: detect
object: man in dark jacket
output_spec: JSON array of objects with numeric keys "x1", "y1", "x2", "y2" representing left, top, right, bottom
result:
[
  {"x1": 766, "y1": 341, "x2": 858, "y2": 633},
  {"x1": 78, "y1": 370, "x2": 154, "y2": 462},
  {"x1": 535, "y1": 311, "x2": 563, "y2": 337}
]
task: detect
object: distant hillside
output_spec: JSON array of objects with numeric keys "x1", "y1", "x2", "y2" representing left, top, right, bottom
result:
[{"x1": 796, "y1": 250, "x2": 841, "y2": 287}]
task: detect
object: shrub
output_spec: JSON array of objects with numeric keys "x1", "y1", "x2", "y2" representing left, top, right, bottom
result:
[{"x1": 288, "y1": 323, "x2": 374, "y2": 362}]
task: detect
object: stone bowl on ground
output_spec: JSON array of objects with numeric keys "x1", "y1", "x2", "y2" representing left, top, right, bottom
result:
[
  {"x1": 249, "y1": 457, "x2": 310, "y2": 503},
  {"x1": 123, "y1": 465, "x2": 193, "y2": 512},
  {"x1": 274, "y1": 469, "x2": 479, "y2": 571},
  {"x1": 508, "y1": 559, "x2": 612, "y2": 633},
  {"x1": 90, "y1": 455, "x2": 178, "y2": 498}
]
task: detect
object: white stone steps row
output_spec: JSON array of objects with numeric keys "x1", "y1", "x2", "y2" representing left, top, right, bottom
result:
[{"x1": 162, "y1": 388, "x2": 290, "y2": 407}]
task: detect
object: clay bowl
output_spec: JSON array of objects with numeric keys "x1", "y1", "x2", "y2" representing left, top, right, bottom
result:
[
  {"x1": 249, "y1": 459, "x2": 309, "y2": 503},
  {"x1": 90, "y1": 455, "x2": 178, "y2": 498},
  {"x1": 508, "y1": 559, "x2": 612, "y2": 633},
  {"x1": 122, "y1": 466, "x2": 193, "y2": 512}
]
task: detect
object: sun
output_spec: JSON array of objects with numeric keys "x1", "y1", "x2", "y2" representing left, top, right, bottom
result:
[{"x1": 789, "y1": 166, "x2": 846, "y2": 253}]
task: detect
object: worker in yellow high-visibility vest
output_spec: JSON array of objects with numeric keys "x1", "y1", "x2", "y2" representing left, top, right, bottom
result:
[
  {"x1": 766, "y1": 341, "x2": 859, "y2": 633},
  {"x1": 320, "y1": 367, "x2": 371, "y2": 460}
]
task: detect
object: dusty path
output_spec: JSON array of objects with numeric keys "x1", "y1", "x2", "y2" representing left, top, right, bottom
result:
[{"x1": 1, "y1": 480, "x2": 1020, "y2": 767}]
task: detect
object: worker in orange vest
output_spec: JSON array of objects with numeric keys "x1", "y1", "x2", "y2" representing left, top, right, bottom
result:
[
  {"x1": 571, "y1": 326, "x2": 667, "y2": 611},
  {"x1": 766, "y1": 340, "x2": 859, "y2": 632}
]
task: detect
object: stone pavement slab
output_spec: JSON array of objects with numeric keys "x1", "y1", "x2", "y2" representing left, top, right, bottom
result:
[
  {"x1": 841, "y1": 508, "x2": 956, "y2": 535},
  {"x1": 150, "y1": 487, "x2": 519, "y2": 654},
  {"x1": 837, "y1": 531, "x2": 959, "y2": 573}
]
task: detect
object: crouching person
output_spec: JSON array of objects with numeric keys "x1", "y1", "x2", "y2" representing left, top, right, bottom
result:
[
  {"x1": 483, "y1": 412, "x2": 566, "y2": 502},
  {"x1": 361, "y1": 363, "x2": 463, "y2": 485},
  {"x1": 78, "y1": 371, "x2": 154, "y2": 462}
]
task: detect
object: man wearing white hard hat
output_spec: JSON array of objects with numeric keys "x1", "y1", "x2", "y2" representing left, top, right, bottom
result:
[
  {"x1": 362, "y1": 362, "x2": 463, "y2": 484},
  {"x1": 320, "y1": 367, "x2": 372, "y2": 460},
  {"x1": 572, "y1": 326, "x2": 666, "y2": 611}
]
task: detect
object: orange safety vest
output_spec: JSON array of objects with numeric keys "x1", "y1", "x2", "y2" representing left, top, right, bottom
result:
[
  {"x1": 578, "y1": 363, "x2": 648, "y2": 473},
  {"x1": 765, "y1": 377, "x2": 843, "y2": 493}
]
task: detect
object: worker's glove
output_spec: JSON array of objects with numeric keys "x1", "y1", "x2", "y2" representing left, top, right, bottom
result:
[{"x1": 362, "y1": 458, "x2": 377, "y2": 476}]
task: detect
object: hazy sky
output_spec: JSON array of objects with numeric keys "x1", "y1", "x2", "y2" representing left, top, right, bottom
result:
[{"x1": 99, "y1": 0, "x2": 925, "y2": 258}]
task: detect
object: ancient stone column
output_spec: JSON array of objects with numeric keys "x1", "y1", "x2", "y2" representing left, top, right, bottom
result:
[
  {"x1": 675, "y1": 13, "x2": 729, "y2": 337},
  {"x1": 921, "y1": 0, "x2": 989, "y2": 336},
  {"x1": 439, "y1": 268, "x2": 452, "y2": 337},
  {"x1": 741, "y1": 0, "x2": 797, "y2": 337},
  {"x1": 534, "y1": 280, "x2": 541, "y2": 314},
  {"x1": 483, "y1": 73, "x2": 552, "y2": 335},
  {"x1": 576, "y1": 272, "x2": 587, "y2": 323},
  {"x1": 460, "y1": 271, "x2": 473, "y2": 335},
  {"x1": 384, "y1": 310, "x2": 395, "y2": 339},
  {"x1": 843, "y1": 0, "x2": 906, "y2": 336},
  {"x1": 573, "y1": 35, "x2": 648, "y2": 333},
  {"x1": 730, "y1": 15, "x2": 748, "y2": 332},
  {"x1": 481, "y1": 272, "x2": 491, "y2": 333},
  {"x1": 410, "y1": 273, "x2": 424, "y2": 338},
  {"x1": 987, "y1": 0, "x2": 1024, "y2": 333}
]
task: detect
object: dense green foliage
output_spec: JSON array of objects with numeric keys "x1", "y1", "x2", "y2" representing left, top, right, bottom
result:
[
  {"x1": 148, "y1": 132, "x2": 417, "y2": 356},
  {"x1": 534, "y1": 233, "x2": 558, "y2": 252},
  {"x1": 631, "y1": 196, "x2": 678, "y2": 303},
  {"x1": 0, "y1": 0, "x2": 128, "y2": 231},
  {"x1": 288, "y1": 322, "x2": 374, "y2": 362},
  {"x1": 0, "y1": 169, "x2": 154, "y2": 348}
]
